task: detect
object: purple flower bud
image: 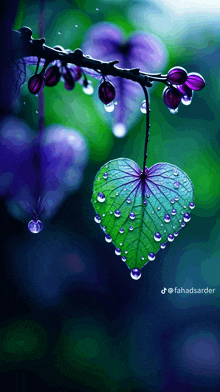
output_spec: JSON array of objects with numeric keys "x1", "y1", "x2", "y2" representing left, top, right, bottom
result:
[
  {"x1": 98, "y1": 80, "x2": 116, "y2": 104},
  {"x1": 62, "y1": 66, "x2": 75, "y2": 90},
  {"x1": 163, "y1": 86, "x2": 181, "y2": 109},
  {"x1": 74, "y1": 67, "x2": 82, "y2": 81},
  {"x1": 45, "y1": 65, "x2": 61, "y2": 87},
  {"x1": 28, "y1": 74, "x2": 45, "y2": 95},
  {"x1": 185, "y1": 72, "x2": 205, "y2": 91},
  {"x1": 167, "y1": 66, "x2": 188, "y2": 85}
]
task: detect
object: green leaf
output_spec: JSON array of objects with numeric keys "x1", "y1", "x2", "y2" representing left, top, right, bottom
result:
[{"x1": 91, "y1": 158, "x2": 194, "y2": 274}]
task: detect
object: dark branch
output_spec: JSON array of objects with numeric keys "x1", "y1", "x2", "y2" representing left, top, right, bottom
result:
[{"x1": 11, "y1": 27, "x2": 169, "y2": 88}]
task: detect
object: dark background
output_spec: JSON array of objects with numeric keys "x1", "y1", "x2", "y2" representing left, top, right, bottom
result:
[{"x1": 1, "y1": 0, "x2": 220, "y2": 391}]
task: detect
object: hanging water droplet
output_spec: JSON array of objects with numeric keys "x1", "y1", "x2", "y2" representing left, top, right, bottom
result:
[
  {"x1": 114, "y1": 210, "x2": 121, "y2": 218},
  {"x1": 125, "y1": 250, "x2": 128, "y2": 254},
  {"x1": 164, "y1": 213, "x2": 170, "y2": 223},
  {"x1": 154, "y1": 232, "x2": 162, "y2": 242},
  {"x1": 171, "y1": 209, "x2": 176, "y2": 215},
  {"x1": 105, "y1": 234, "x2": 112, "y2": 243},
  {"x1": 171, "y1": 199, "x2": 175, "y2": 204},
  {"x1": 115, "y1": 248, "x2": 121, "y2": 256},
  {"x1": 173, "y1": 169, "x2": 179, "y2": 176},
  {"x1": 160, "y1": 243, "x2": 166, "y2": 249},
  {"x1": 94, "y1": 214, "x2": 101, "y2": 223},
  {"x1": 129, "y1": 226, "x2": 133, "y2": 231},
  {"x1": 181, "y1": 222, "x2": 185, "y2": 227},
  {"x1": 169, "y1": 108, "x2": 178, "y2": 114},
  {"x1": 175, "y1": 196, "x2": 179, "y2": 201},
  {"x1": 148, "y1": 252, "x2": 155, "y2": 261},
  {"x1": 127, "y1": 197, "x2": 131, "y2": 204},
  {"x1": 104, "y1": 102, "x2": 114, "y2": 112},
  {"x1": 130, "y1": 268, "x2": 141, "y2": 280},
  {"x1": 103, "y1": 172, "x2": 108, "y2": 180},
  {"x1": 157, "y1": 206, "x2": 161, "y2": 211},
  {"x1": 82, "y1": 81, "x2": 94, "y2": 95},
  {"x1": 129, "y1": 212, "x2": 135, "y2": 220},
  {"x1": 140, "y1": 100, "x2": 147, "y2": 113},
  {"x1": 174, "y1": 181, "x2": 180, "y2": 189},
  {"x1": 183, "y1": 213, "x2": 191, "y2": 222},
  {"x1": 122, "y1": 256, "x2": 126, "y2": 262},
  {"x1": 97, "y1": 192, "x2": 105, "y2": 202},
  {"x1": 143, "y1": 200, "x2": 147, "y2": 205},
  {"x1": 28, "y1": 220, "x2": 43, "y2": 234},
  {"x1": 168, "y1": 234, "x2": 174, "y2": 242},
  {"x1": 119, "y1": 228, "x2": 124, "y2": 234},
  {"x1": 189, "y1": 202, "x2": 195, "y2": 209},
  {"x1": 174, "y1": 231, "x2": 178, "y2": 237}
]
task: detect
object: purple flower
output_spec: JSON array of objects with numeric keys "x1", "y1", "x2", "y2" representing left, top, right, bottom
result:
[
  {"x1": 167, "y1": 66, "x2": 188, "y2": 85},
  {"x1": 185, "y1": 72, "x2": 205, "y2": 91},
  {"x1": 81, "y1": 22, "x2": 168, "y2": 136},
  {"x1": 163, "y1": 86, "x2": 181, "y2": 110},
  {"x1": 0, "y1": 116, "x2": 89, "y2": 221}
]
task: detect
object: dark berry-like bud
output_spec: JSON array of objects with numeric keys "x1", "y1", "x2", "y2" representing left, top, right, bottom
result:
[
  {"x1": 62, "y1": 66, "x2": 75, "y2": 90},
  {"x1": 74, "y1": 67, "x2": 82, "y2": 81},
  {"x1": 167, "y1": 66, "x2": 188, "y2": 85},
  {"x1": 45, "y1": 65, "x2": 61, "y2": 87},
  {"x1": 98, "y1": 80, "x2": 115, "y2": 104},
  {"x1": 185, "y1": 72, "x2": 205, "y2": 91},
  {"x1": 28, "y1": 74, "x2": 45, "y2": 95},
  {"x1": 163, "y1": 86, "x2": 181, "y2": 109}
]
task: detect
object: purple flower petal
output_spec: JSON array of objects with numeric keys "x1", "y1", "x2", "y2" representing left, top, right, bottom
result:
[
  {"x1": 23, "y1": 57, "x2": 45, "y2": 66},
  {"x1": 167, "y1": 66, "x2": 188, "y2": 85},
  {"x1": 185, "y1": 72, "x2": 205, "y2": 91},
  {"x1": 163, "y1": 86, "x2": 181, "y2": 109},
  {"x1": 81, "y1": 23, "x2": 168, "y2": 135}
]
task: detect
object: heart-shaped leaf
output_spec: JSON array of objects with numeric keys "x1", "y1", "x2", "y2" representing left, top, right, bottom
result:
[{"x1": 91, "y1": 158, "x2": 194, "y2": 275}]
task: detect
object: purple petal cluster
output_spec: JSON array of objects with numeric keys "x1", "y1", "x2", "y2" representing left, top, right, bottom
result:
[
  {"x1": 0, "y1": 116, "x2": 88, "y2": 221},
  {"x1": 164, "y1": 66, "x2": 205, "y2": 112},
  {"x1": 81, "y1": 22, "x2": 168, "y2": 136}
]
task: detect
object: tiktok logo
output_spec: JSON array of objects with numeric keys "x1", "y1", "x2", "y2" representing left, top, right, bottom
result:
[{"x1": 161, "y1": 287, "x2": 167, "y2": 294}]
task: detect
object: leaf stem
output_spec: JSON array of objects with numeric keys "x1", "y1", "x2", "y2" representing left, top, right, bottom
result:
[{"x1": 141, "y1": 83, "x2": 150, "y2": 174}]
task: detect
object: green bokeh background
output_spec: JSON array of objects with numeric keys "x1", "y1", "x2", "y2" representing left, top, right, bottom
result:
[{"x1": 3, "y1": 0, "x2": 220, "y2": 390}]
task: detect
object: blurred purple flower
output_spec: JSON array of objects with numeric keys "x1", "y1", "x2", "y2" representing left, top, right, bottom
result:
[
  {"x1": 81, "y1": 22, "x2": 168, "y2": 136},
  {"x1": 0, "y1": 116, "x2": 89, "y2": 221}
]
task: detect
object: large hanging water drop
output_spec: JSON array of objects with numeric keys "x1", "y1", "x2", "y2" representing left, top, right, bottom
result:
[
  {"x1": 28, "y1": 220, "x2": 43, "y2": 234},
  {"x1": 183, "y1": 213, "x2": 191, "y2": 222},
  {"x1": 97, "y1": 192, "x2": 105, "y2": 202},
  {"x1": 94, "y1": 214, "x2": 101, "y2": 223},
  {"x1": 105, "y1": 234, "x2": 112, "y2": 243},
  {"x1": 129, "y1": 212, "x2": 135, "y2": 220},
  {"x1": 164, "y1": 213, "x2": 170, "y2": 223},
  {"x1": 154, "y1": 232, "x2": 162, "y2": 242},
  {"x1": 140, "y1": 100, "x2": 147, "y2": 114},
  {"x1": 114, "y1": 210, "x2": 121, "y2": 218},
  {"x1": 130, "y1": 268, "x2": 141, "y2": 280}
]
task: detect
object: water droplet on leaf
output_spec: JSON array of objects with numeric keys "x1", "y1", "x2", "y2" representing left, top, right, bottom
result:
[
  {"x1": 183, "y1": 213, "x2": 191, "y2": 222},
  {"x1": 105, "y1": 234, "x2": 112, "y2": 243},
  {"x1": 174, "y1": 231, "x2": 178, "y2": 237},
  {"x1": 189, "y1": 202, "x2": 195, "y2": 209},
  {"x1": 129, "y1": 212, "x2": 135, "y2": 220},
  {"x1": 122, "y1": 256, "x2": 126, "y2": 262},
  {"x1": 154, "y1": 232, "x2": 162, "y2": 242},
  {"x1": 119, "y1": 228, "x2": 124, "y2": 234},
  {"x1": 97, "y1": 192, "x2": 105, "y2": 202},
  {"x1": 160, "y1": 243, "x2": 166, "y2": 249},
  {"x1": 94, "y1": 214, "x2": 101, "y2": 223},
  {"x1": 172, "y1": 209, "x2": 176, "y2": 215},
  {"x1": 148, "y1": 252, "x2": 155, "y2": 261},
  {"x1": 173, "y1": 169, "x2": 179, "y2": 176},
  {"x1": 168, "y1": 234, "x2": 174, "y2": 242},
  {"x1": 103, "y1": 172, "x2": 108, "y2": 179},
  {"x1": 114, "y1": 210, "x2": 121, "y2": 217},
  {"x1": 164, "y1": 213, "x2": 170, "y2": 223},
  {"x1": 115, "y1": 248, "x2": 121, "y2": 256},
  {"x1": 130, "y1": 268, "x2": 141, "y2": 280},
  {"x1": 174, "y1": 181, "x2": 180, "y2": 189},
  {"x1": 140, "y1": 100, "x2": 147, "y2": 113},
  {"x1": 127, "y1": 197, "x2": 131, "y2": 204},
  {"x1": 129, "y1": 226, "x2": 133, "y2": 231}
]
